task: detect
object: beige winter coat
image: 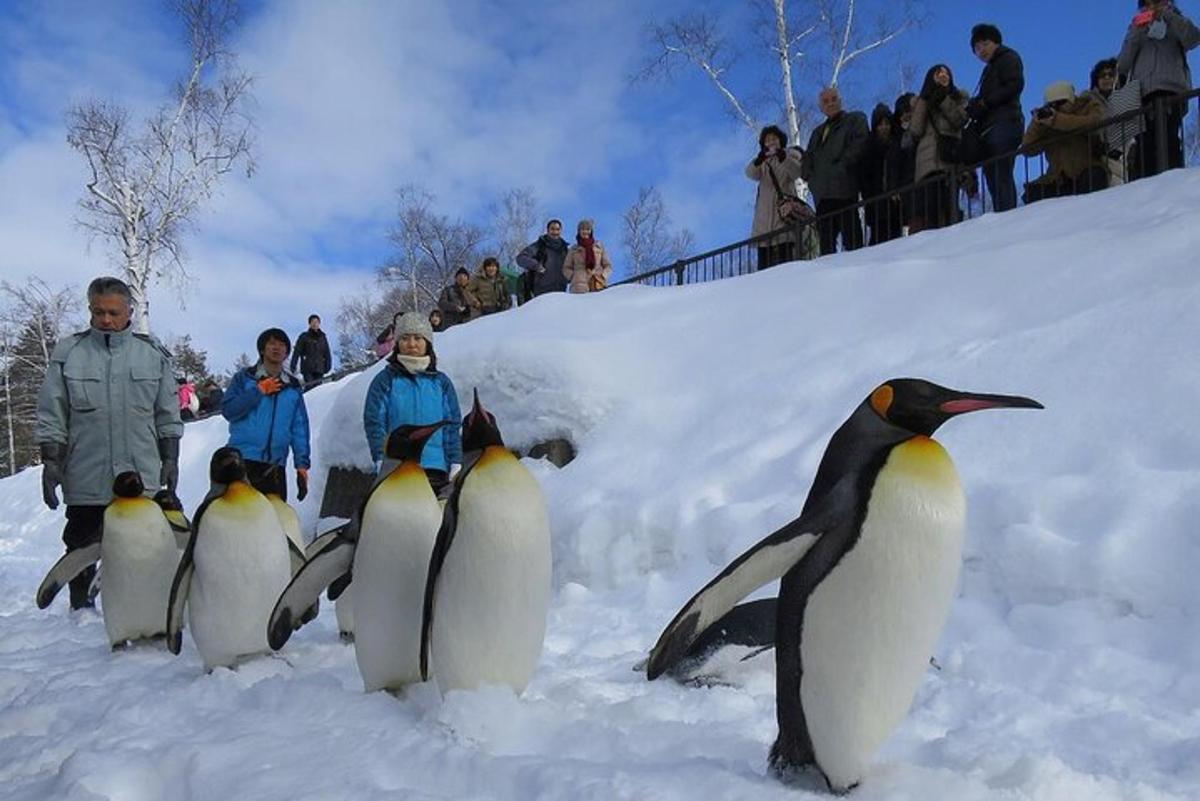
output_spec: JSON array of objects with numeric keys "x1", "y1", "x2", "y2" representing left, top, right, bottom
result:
[
  {"x1": 909, "y1": 90, "x2": 970, "y2": 181},
  {"x1": 562, "y1": 240, "x2": 613, "y2": 293},
  {"x1": 746, "y1": 148, "x2": 805, "y2": 243}
]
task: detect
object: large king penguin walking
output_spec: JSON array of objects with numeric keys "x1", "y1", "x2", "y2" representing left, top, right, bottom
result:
[
  {"x1": 645, "y1": 379, "x2": 1041, "y2": 793},
  {"x1": 267, "y1": 423, "x2": 446, "y2": 692},
  {"x1": 420, "y1": 391, "x2": 551, "y2": 695},
  {"x1": 36, "y1": 471, "x2": 181, "y2": 648},
  {"x1": 167, "y1": 447, "x2": 293, "y2": 670}
]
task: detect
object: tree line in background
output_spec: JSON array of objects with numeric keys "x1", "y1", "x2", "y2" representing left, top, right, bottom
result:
[{"x1": 333, "y1": 183, "x2": 695, "y2": 369}]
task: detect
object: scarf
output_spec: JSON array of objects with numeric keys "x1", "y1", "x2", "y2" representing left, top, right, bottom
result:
[
  {"x1": 394, "y1": 354, "x2": 431, "y2": 373},
  {"x1": 578, "y1": 234, "x2": 596, "y2": 270}
]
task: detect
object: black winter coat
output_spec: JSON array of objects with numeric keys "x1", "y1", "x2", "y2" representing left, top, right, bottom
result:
[
  {"x1": 801, "y1": 111, "x2": 869, "y2": 202},
  {"x1": 973, "y1": 45, "x2": 1025, "y2": 128},
  {"x1": 291, "y1": 329, "x2": 332, "y2": 376},
  {"x1": 515, "y1": 235, "x2": 570, "y2": 296}
]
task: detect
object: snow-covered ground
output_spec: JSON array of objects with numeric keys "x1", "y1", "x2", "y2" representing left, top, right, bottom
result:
[{"x1": 3, "y1": 171, "x2": 1200, "y2": 800}]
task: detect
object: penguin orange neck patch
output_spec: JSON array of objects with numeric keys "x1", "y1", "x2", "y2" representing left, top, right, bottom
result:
[{"x1": 870, "y1": 384, "x2": 894, "y2": 419}]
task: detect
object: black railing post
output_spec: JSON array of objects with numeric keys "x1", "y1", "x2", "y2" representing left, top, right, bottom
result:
[
  {"x1": 1154, "y1": 95, "x2": 1170, "y2": 176},
  {"x1": 673, "y1": 260, "x2": 686, "y2": 286}
]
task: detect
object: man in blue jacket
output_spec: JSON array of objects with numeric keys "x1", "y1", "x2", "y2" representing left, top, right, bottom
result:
[{"x1": 222, "y1": 328, "x2": 311, "y2": 502}]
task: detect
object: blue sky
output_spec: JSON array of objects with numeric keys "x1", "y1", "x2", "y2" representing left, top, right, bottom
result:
[{"x1": 0, "y1": 0, "x2": 1195, "y2": 368}]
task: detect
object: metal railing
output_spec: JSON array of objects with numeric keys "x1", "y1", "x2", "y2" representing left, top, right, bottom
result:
[{"x1": 617, "y1": 88, "x2": 1200, "y2": 288}]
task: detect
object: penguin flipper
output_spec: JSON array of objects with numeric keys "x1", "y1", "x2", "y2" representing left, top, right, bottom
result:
[
  {"x1": 645, "y1": 477, "x2": 852, "y2": 680},
  {"x1": 166, "y1": 533, "x2": 197, "y2": 655},
  {"x1": 419, "y1": 463, "x2": 473, "y2": 681},
  {"x1": 35, "y1": 543, "x2": 102, "y2": 609},
  {"x1": 305, "y1": 520, "x2": 351, "y2": 559},
  {"x1": 286, "y1": 538, "x2": 306, "y2": 574},
  {"x1": 267, "y1": 534, "x2": 356, "y2": 651}
]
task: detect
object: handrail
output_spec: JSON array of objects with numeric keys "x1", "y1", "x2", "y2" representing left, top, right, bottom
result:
[{"x1": 617, "y1": 87, "x2": 1200, "y2": 288}]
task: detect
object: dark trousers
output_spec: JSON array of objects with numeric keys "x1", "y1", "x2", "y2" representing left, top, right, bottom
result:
[
  {"x1": 245, "y1": 459, "x2": 287, "y2": 501},
  {"x1": 981, "y1": 120, "x2": 1023, "y2": 212},
  {"x1": 64, "y1": 505, "x2": 105, "y2": 608},
  {"x1": 1023, "y1": 166, "x2": 1109, "y2": 204},
  {"x1": 301, "y1": 372, "x2": 323, "y2": 390},
  {"x1": 909, "y1": 172, "x2": 958, "y2": 232},
  {"x1": 815, "y1": 198, "x2": 863, "y2": 256},
  {"x1": 864, "y1": 197, "x2": 904, "y2": 245},
  {"x1": 757, "y1": 243, "x2": 794, "y2": 270},
  {"x1": 1132, "y1": 91, "x2": 1185, "y2": 180}
]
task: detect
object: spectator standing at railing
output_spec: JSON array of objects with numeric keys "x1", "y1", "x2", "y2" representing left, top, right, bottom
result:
[
  {"x1": 1118, "y1": 0, "x2": 1200, "y2": 178},
  {"x1": 1084, "y1": 58, "x2": 1140, "y2": 187},
  {"x1": 893, "y1": 93, "x2": 918, "y2": 231},
  {"x1": 290, "y1": 314, "x2": 332, "y2": 389},
  {"x1": 909, "y1": 64, "x2": 971, "y2": 232},
  {"x1": 967, "y1": 24, "x2": 1025, "y2": 213},
  {"x1": 802, "y1": 87, "x2": 868, "y2": 255},
  {"x1": 437, "y1": 268, "x2": 478, "y2": 327},
  {"x1": 429, "y1": 308, "x2": 446, "y2": 333},
  {"x1": 859, "y1": 104, "x2": 904, "y2": 245},
  {"x1": 1021, "y1": 82, "x2": 1107, "y2": 203},
  {"x1": 746, "y1": 124, "x2": 807, "y2": 268},
  {"x1": 562, "y1": 219, "x2": 614, "y2": 293},
  {"x1": 516, "y1": 219, "x2": 570, "y2": 297},
  {"x1": 468, "y1": 257, "x2": 512, "y2": 316}
]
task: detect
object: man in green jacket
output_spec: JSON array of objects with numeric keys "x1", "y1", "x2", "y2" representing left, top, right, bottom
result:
[{"x1": 36, "y1": 276, "x2": 183, "y2": 610}]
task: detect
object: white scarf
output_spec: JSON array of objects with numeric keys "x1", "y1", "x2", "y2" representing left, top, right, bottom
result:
[{"x1": 395, "y1": 354, "x2": 431, "y2": 373}]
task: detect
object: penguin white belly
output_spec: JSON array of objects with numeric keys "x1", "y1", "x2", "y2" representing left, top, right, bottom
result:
[
  {"x1": 800, "y1": 437, "x2": 966, "y2": 791},
  {"x1": 432, "y1": 457, "x2": 551, "y2": 694},
  {"x1": 353, "y1": 484, "x2": 442, "y2": 692},
  {"x1": 101, "y1": 503, "x2": 179, "y2": 645},
  {"x1": 189, "y1": 491, "x2": 292, "y2": 669}
]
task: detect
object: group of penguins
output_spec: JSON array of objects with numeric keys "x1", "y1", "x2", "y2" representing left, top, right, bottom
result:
[
  {"x1": 35, "y1": 378, "x2": 1042, "y2": 794},
  {"x1": 37, "y1": 390, "x2": 552, "y2": 698}
]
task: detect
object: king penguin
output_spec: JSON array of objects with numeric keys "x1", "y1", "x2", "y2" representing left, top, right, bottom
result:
[
  {"x1": 268, "y1": 423, "x2": 446, "y2": 695},
  {"x1": 36, "y1": 471, "x2": 181, "y2": 648},
  {"x1": 167, "y1": 447, "x2": 293, "y2": 670},
  {"x1": 420, "y1": 390, "x2": 552, "y2": 695},
  {"x1": 645, "y1": 378, "x2": 1042, "y2": 793},
  {"x1": 152, "y1": 489, "x2": 192, "y2": 550}
]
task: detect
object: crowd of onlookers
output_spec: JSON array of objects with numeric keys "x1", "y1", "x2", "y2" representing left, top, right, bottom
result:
[{"x1": 747, "y1": 5, "x2": 1199, "y2": 267}]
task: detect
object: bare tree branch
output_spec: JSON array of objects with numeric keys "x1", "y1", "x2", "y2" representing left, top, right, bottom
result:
[{"x1": 65, "y1": 0, "x2": 254, "y2": 333}]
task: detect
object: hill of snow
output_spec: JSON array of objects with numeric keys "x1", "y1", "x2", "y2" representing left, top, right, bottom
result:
[{"x1": 2, "y1": 171, "x2": 1199, "y2": 800}]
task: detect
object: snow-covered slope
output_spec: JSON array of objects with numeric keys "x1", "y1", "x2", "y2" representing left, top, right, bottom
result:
[{"x1": 3, "y1": 171, "x2": 1199, "y2": 800}]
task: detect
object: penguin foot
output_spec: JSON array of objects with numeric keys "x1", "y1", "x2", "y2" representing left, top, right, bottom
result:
[
  {"x1": 111, "y1": 640, "x2": 131, "y2": 652},
  {"x1": 338, "y1": 631, "x2": 354, "y2": 644}
]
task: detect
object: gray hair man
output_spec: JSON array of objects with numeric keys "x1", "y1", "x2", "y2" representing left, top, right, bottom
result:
[{"x1": 35, "y1": 276, "x2": 183, "y2": 610}]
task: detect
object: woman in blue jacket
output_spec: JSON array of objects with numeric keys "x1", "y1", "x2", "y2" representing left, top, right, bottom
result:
[
  {"x1": 363, "y1": 312, "x2": 462, "y2": 494},
  {"x1": 222, "y1": 328, "x2": 311, "y2": 501}
]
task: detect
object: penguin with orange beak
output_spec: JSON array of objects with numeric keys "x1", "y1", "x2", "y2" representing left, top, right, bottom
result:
[
  {"x1": 645, "y1": 378, "x2": 1042, "y2": 793},
  {"x1": 166, "y1": 447, "x2": 292, "y2": 670}
]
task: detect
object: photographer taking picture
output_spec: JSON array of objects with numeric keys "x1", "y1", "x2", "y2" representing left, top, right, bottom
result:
[
  {"x1": 1021, "y1": 81, "x2": 1107, "y2": 204},
  {"x1": 1118, "y1": 0, "x2": 1200, "y2": 177}
]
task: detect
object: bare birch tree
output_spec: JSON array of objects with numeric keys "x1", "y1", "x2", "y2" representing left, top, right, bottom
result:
[
  {"x1": 0, "y1": 279, "x2": 81, "y2": 475},
  {"x1": 66, "y1": 0, "x2": 254, "y2": 333},
  {"x1": 640, "y1": 1, "x2": 923, "y2": 168},
  {"x1": 490, "y1": 187, "x2": 541, "y2": 267},
  {"x1": 386, "y1": 185, "x2": 486, "y2": 309},
  {"x1": 622, "y1": 186, "x2": 697, "y2": 277}
]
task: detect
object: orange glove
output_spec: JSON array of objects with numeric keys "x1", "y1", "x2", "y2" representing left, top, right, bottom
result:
[{"x1": 257, "y1": 376, "x2": 283, "y2": 395}]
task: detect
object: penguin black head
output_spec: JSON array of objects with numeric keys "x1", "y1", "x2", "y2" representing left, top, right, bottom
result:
[
  {"x1": 385, "y1": 421, "x2": 449, "y2": 462},
  {"x1": 867, "y1": 378, "x2": 1043, "y2": 436},
  {"x1": 462, "y1": 388, "x2": 504, "y2": 451},
  {"x1": 209, "y1": 446, "x2": 247, "y2": 484},
  {"x1": 112, "y1": 471, "x2": 145, "y2": 499},
  {"x1": 152, "y1": 488, "x2": 184, "y2": 512}
]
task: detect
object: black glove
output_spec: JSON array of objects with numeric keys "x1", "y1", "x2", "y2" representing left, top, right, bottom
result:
[
  {"x1": 753, "y1": 149, "x2": 767, "y2": 165},
  {"x1": 40, "y1": 442, "x2": 66, "y2": 510},
  {"x1": 775, "y1": 149, "x2": 786, "y2": 162},
  {"x1": 158, "y1": 437, "x2": 180, "y2": 493},
  {"x1": 296, "y1": 468, "x2": 309, "y2": 502},
  {"x1": 966, "y1": 98, "x2": 987, "y2": 121}
]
